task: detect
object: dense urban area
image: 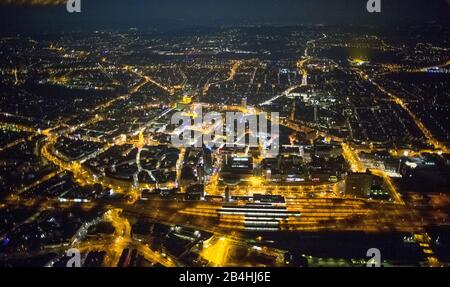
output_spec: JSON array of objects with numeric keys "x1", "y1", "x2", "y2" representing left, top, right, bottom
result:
[{"x1": 1, "y1": 23, "x2": 450, "y2": 267}]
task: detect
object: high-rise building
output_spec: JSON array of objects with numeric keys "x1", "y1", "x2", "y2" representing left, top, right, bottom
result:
[{"x1": 202, "y1": 145, "x2": 213, "y2": 176}]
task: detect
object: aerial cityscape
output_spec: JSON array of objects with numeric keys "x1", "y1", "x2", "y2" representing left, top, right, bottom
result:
[{"x1": 0, "y1": 0, "x2": 450, "y2": 268}]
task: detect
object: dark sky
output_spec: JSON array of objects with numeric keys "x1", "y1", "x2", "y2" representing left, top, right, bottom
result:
[{"x1": 0, "y1": 0, "x2": 449, "y2": 34}]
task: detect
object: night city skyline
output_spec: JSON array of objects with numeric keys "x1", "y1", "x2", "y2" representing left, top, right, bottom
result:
[{"x1": 0, "y1": 0, "x2": 450, "y2": 270}]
